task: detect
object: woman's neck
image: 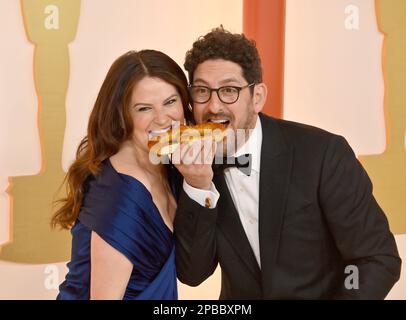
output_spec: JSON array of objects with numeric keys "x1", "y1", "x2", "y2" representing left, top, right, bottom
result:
[{"x1": 112, "y1": 141, "x2": 165, "y2": 179}]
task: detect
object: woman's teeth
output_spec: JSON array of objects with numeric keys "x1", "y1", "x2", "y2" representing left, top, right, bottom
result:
[{"x1": 149, "y1": 127, "x2": 171, "y2": 137}]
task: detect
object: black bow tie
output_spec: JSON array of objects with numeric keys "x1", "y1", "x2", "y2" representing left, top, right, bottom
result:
[{"x1": 212, "y1": 154, "x2": 252, "y2": 176}]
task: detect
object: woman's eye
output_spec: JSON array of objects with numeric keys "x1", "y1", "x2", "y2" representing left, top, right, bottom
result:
[
  {"x1": 138, "y1": 106, "x2": 151, "y2": 112},
  {"x1": 166, "y1": 98, "x2": 177, "y2": 105}
]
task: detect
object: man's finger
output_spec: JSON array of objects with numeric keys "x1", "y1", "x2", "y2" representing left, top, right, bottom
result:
[
  {"x1": 182, "y1": 139, "x2": 204, "y2": 165},
  {"x1": 204, "y1": 138, "x2": 217, "y2": 165}
]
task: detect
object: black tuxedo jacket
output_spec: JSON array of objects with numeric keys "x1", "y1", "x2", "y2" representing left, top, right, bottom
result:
[{"x1": 174, "y1": 113, "x2": 401, "y2": 299}]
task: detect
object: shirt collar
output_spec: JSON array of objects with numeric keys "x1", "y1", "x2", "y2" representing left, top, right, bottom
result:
[{"x1": 233, "y1": 116, "x2": 262, "y2": 173}]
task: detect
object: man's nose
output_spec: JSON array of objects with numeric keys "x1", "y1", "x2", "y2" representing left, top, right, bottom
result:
[{"x1": 206, "y1": 91, "x2": 223, "y2": 114}]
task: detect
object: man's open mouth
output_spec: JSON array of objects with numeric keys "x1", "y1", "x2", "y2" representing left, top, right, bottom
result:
[{"x1": 207, "y1": 119, "x2": 231, "y2": 127}]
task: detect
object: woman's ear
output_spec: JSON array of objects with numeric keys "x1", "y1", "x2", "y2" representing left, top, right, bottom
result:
[{"x1": 253, "y1": 83, "x2": 268, "y2": 114}]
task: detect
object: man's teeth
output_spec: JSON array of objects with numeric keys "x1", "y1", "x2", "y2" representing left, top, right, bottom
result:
[{"x1": 209, "y1": 119, "x2": 229, "y2": 124}]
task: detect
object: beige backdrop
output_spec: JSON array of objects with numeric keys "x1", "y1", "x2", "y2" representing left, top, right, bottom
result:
[{"x1": 284, "y1": 0, "x2": 405, "y2": 299}]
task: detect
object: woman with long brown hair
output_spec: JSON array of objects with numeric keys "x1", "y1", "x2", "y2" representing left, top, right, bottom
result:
[{"x1": 53, "y1": 50, "x2": 192, "y2": 299}]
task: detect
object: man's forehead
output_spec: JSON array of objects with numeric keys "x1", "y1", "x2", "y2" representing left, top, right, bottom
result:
[{"x1": 193, "y1": 59, "x2": 245, "y2": 84}]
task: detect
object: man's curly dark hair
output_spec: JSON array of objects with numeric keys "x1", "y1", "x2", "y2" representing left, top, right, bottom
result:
[{"x1": 184, "y1": 26, "x2": 262, "y2": 86}]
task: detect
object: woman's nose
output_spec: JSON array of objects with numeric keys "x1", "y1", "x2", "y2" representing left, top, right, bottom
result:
[{"x1": 153, "y1": 109, "x2": 172, "y2": 126}]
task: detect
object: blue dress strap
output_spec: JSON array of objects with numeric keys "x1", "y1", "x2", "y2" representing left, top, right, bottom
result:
[{"x1": 78, "y1": 160, "x2": 172, "y2": 267}]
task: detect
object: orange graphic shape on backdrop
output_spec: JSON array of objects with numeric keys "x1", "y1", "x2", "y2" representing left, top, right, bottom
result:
[{"x1": 243, "y1": 0, "x2": 286, "y2": 118}]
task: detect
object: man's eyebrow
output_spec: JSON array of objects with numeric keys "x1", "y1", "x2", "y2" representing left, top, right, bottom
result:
[
  {"x1": 193, "y1": 78, "x2": 209, "y2": 85},
  {"x1": 193, "y1": 77, "x2": 242, "y2": 86},
  {"x1": 218, "y1": 78, "x2": 241, "y2": 85}
]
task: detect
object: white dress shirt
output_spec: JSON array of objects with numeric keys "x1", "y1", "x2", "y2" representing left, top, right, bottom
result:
[{"x1": 183, "y1": 116, "x2": 262, "y2": 267}]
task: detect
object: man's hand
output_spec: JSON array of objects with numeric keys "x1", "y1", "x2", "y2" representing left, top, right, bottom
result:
[{"x1": 172, "y1": 137, "x2": 217, "y2": 190}]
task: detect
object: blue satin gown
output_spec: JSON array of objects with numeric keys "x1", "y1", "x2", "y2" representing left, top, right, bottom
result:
[{"x1": 57, "y1": 159, "x2": 177, "y2": 300}]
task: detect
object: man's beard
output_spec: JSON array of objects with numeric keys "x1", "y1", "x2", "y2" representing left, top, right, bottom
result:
[{"x1": 215, "y1": 110, "x2": 256, "y2": 157}]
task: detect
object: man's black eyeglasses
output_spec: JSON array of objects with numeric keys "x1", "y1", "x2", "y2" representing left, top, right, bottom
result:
[{"x1": 188, "y1": 83, "x2": 255, "y2": 104}]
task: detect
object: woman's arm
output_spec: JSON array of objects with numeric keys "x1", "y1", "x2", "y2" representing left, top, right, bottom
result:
[{"x1": 90, "y1": 231, "x2": 133, "y2": 300}]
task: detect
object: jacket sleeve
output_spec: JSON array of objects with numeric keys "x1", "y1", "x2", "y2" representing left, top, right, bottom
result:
[
  {"x1": 319, "y1": 135, "x2": 401, "y2": 299},
  {"x1": 174, "y1": 188, "x2": 218, "y2": 287}
]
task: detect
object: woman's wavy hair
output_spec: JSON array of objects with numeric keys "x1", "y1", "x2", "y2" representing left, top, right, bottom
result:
[{"x1": 51, "y1": 50, "x2": 191, "y2": 229}]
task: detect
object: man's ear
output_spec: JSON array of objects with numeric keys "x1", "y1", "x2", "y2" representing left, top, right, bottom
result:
[{"x1": 253, "y1": 83, "x2": 267, "y2": 113}]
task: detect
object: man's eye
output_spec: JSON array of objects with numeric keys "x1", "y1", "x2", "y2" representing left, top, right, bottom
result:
[
  {"x1": 222, "y1": 87, "x2": 236, "y2": 93},
  {"x1": 196, "y1": 87, "x2": 208, "y2": 94}
]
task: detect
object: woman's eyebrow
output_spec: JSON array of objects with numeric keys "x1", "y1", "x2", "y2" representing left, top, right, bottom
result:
[
  {"x1": 163, "y1": 93, "x2": 179, "y2": 103},
  {"x1": 132, "y1": 102, "x2": 153, "y2": 108}
]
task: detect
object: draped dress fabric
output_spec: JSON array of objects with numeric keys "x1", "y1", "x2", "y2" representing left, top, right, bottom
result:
[{"x1": 57, "y1": 159, "x2": 177, "y2": 300}]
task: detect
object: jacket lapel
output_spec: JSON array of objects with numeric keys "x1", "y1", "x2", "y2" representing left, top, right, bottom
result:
[
  {"x1": 213, "y1": 172, "x2": 262, "y2": 282},
  {"x1": 212, "y1": 114, "x2": 293, "y2": 292},
  {"x1": 258, "y1": 113, "x2": 293, "y2": 295}
]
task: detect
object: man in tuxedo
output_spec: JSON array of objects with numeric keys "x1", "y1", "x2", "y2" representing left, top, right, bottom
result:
[{"x1": 173, "y1": 27, "x2": 401, "y2": 299}]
